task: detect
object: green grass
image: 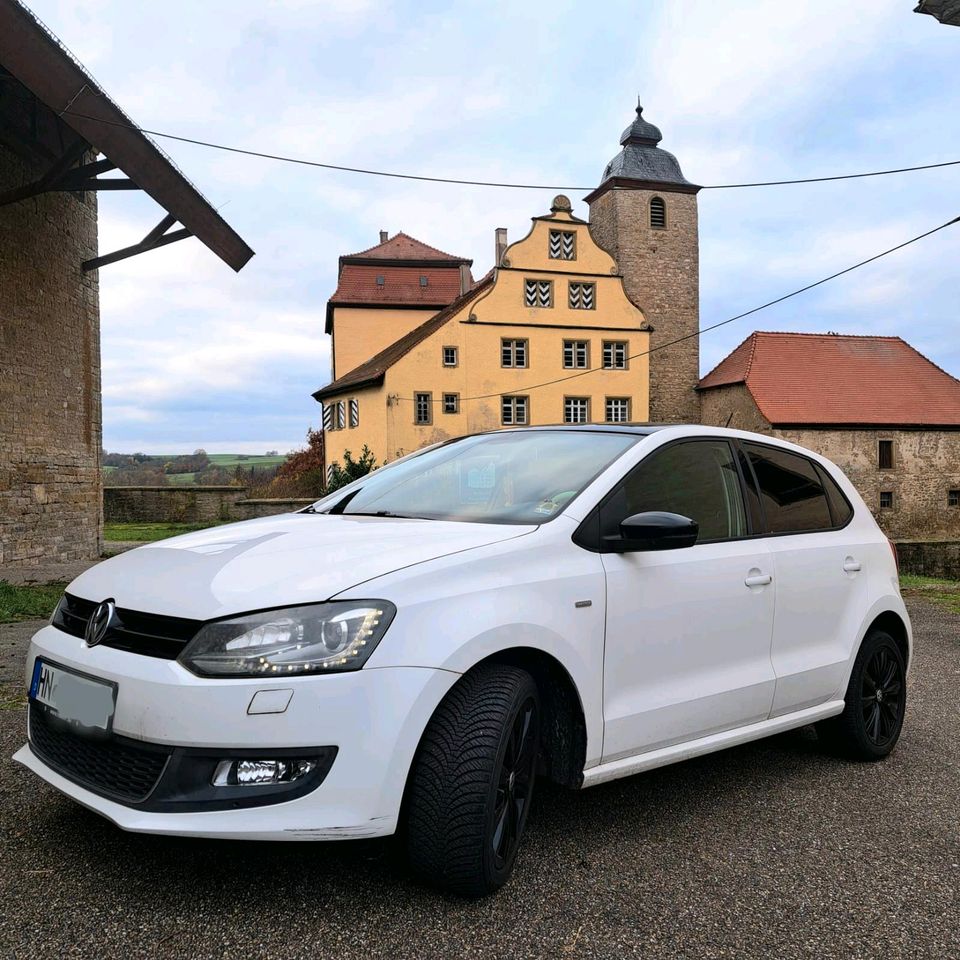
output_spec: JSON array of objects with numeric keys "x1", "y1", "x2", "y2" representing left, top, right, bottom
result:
[
  {"x1": 103, "y1": 521, "x2": 227, "y2": 542},
  {"x1": 899, "y1": 573, "x2": 960, "y2": 614},
  {"x1": 0, "y1": 582, "x2": 66, "y2": 624}
]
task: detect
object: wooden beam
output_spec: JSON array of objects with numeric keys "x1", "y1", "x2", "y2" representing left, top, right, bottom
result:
[{"x1": 82, "y1": 214, "x2": 192, "y2": 272}]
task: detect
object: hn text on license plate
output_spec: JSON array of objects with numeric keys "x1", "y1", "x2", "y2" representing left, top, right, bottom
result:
[{"x1": 30, "y1": 660, "x2": 116, "y2": 732}]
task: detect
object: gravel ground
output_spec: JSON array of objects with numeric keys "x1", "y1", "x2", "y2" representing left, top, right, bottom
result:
[{"x1": 0, "y1": 599, "x2": 956, "y2": 959}]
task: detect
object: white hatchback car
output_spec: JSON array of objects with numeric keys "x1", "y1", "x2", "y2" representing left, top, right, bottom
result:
[{"x1": 16, "y1": 425, "x2": 910, "y2": 895}]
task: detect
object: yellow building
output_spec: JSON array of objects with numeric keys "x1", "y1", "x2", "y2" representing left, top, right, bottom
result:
[{"x1": 314, "y1": 195, "x2": 651, "y2": 468}]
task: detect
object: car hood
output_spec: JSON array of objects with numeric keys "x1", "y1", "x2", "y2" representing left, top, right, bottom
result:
[{"x1": 68, "y1": 513, "x2": 535, "y2": 621}]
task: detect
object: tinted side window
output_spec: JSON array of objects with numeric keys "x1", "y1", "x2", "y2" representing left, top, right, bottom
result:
[
  {"x1": 815, "y1": 462, "x2": 854, "y2": 527},
  {"x1": 600, "y1": 440, "x2": 747, "y2": 542},
  {"x1": 743, "y1": 443, "x2": 832, "y2": 534}
]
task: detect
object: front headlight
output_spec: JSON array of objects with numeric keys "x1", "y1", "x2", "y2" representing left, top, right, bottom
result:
[{"x1": 178, "y1": 601, "x2": 396, "y2": 678}]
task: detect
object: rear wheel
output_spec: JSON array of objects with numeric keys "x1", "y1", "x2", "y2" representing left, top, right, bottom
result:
[
  {"x1": 406, "y1": 663, "x2": 540, "y2": 897},
  {"x1": 817, "y1": 629, "x2": 906, "y2": 760}
]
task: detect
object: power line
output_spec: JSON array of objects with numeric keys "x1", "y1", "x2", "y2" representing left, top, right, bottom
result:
[
  {"x1": 392, "y1": 212, "x2": 960, "y2": 405},
  {"x1": 65, "y1": 110, "x2": 960, "y2": 192}
]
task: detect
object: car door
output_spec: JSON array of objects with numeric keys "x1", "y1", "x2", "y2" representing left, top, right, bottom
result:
[
  {"x1": 596, "y1": 438, "x2": 777, "y2": 763},
  {"x1": 740, "y1": 441, "x2": 868, "y2": 717}
]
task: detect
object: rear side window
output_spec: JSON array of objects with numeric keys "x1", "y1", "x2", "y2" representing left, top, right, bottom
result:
[
  {"x1": 815, "y1": 463, "x2": 854, "y2": 527},
  {"x1": 743, "y1": 443, "x2": 833, "y2": 534},
  {"x1": 601, "y1": 439, "x2": 747, "y2": 542}
]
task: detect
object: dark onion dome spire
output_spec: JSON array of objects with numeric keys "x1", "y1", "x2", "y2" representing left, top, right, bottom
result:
[{"x1": 594, "y1": 99, "x2": 698, "y2": 193}]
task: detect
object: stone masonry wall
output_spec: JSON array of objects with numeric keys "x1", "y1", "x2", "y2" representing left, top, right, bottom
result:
[
  {"x1": 701, "y1": 385, "x2": 960, "y2": 540},
  {"x1": 0, "y1": 145, "x2": 101, "y2": 566},
  {"x1": 589, "y1": 188, "x2": 700, "y2": 423},
  {"x1": 103, "y1": 487, "x2": 314, "y2": 524}
]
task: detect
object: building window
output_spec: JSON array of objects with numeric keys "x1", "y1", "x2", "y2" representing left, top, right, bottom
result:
[
  {"x1": 442, "y1": 393, "x2": 459, "y2": 414},
  {"x1": 322, "y1": 403, "x2": 334, "y2": 431},
  {"x1": 501, "y1": 395, "x2": 529, "y2": 425},
  {"x1": 376, "y1": 275, "x2": 385, "y2": 286},
  {"x1": 564, "y1": 397, "x2": 590, "y2": 423},
  {"x1": 414, "y1": 392, "x2": 432, "y2": 425},
  {"x1": 549, "y1": 229, "x2": 576, "y2": 260},
  {"x1": 419, "y1": 275, "x2": 428, "y2": 287},
  {"x1": 336, "y1": 401, "x2": 346, "y2": 430},
  {"x1": 501, "y1": 338, "x2": 528, "y2": 368},
  {"x1": 349, "y1": 398, "x2": 359, "y2": 428},
  {"x1": 442, "y1": 345, "x2": 458, "y2": 367},
  {"x1": 569, "y1": 282, "x2": 595, "y2": 310},
  {"x1": 563, "y1": 340, "x2": 589, "y2": 369},
  {"x1": 524, "y1": 279, "x2": 553, "y2": 307},
  {"x1": 650, "y1": 196, "x2": 666, "y2": 229},
  {"x1": 605, "y1": 397, "x2": 630, "y2": 423},
  {"x1": 878, "y1": 439, "x2": 894, "y2": 470},
  {"x1": 949, "y1": 490, "x2": 960, "y2": 507},
  {"x1": 326, "y1": 464, "x2": 336, "y2": 485},
  {"x1": 879, "y1": 491, "x2": 893, "y2": 510},
  {"x1": 603, "y1": 341, "x2": 628, "y2": 369}
]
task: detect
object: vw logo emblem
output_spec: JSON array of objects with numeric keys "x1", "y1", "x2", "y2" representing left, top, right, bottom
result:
[{"x1": 85, "y1": 599, "x2": 115, "y2": 647}]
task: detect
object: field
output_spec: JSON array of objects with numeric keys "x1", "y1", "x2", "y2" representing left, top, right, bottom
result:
[{"x1": 103, "y1": 453, "x2": 287, "y2": 485}]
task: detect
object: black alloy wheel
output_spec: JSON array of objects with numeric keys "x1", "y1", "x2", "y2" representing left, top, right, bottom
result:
[
  {"x1": 491, "y1": 696, "x2": 538, "y2": 871},
  {"x1": 817, "y1": 629, "x2": 907, "y2": 760},
  {"x1": 860, "y1": 645, "x2": 904, "y2": 748}
]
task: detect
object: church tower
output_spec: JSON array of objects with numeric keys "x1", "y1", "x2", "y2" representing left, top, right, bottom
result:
[{"x1": 586, "y1": 101, "x2": 701, "y2": 422}]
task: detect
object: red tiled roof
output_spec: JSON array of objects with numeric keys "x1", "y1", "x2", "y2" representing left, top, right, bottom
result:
[
  {"x1": 342, "y1": 232, "x2": 471, "y2": 263},
  {"x1": 314, "y1": 272, "x2": 494, "y2": 402},
  {"x1": 698, "y1": 332, "x2": 960, "y2": 426},
  {"x1": 329, "y1": 264, "x2": 470, "y2": 306}
]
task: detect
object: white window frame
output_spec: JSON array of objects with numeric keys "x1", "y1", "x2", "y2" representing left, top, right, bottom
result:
[
  {"x1": 605, "y1": 397, "x2": 630, "y2": 423},
  {"x1": 414, "y1": 392, "x2": 432, "y2": 425},
  {"x1": 442, "y1": 346, "x2": 458, "y2": 367},
  {"x1": 563, "y1": 397, "x2": 590, "y2": 424},
  {"x1": 563, "y1": 340, "x2": 589, "y2": 369},
  {"x1": 602, "y1": 340, "x2": 628, "y2": 370},
  {"x1": 501, "y1": 395, "x2": 529, "y2": 426},
  {"x1": 501, "y1": 338, "x2": 528, "y2": 368},
  {"x1": 442, "y1": 393, "x2": 459, "y2": 414}
]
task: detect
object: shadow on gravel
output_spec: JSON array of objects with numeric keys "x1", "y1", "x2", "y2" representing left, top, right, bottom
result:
[{"x1": 26, "y1": 724, "x2": 841, "y2": 905}]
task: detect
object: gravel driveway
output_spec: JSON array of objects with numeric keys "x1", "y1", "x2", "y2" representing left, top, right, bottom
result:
[{"x1": 0, "y1": 599, "x2": 956, "y2": 959}]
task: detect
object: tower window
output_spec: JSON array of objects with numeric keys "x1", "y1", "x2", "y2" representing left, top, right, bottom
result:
[
  {"x1": 603, "y1": 341, "x2": 628, "y2": 369},
  {"x1": 605, "y1": 397, "x2": 631, "y2": 423},
  {"x1": 549, "y1": 230, "x2": 576, "y2": 260},
  {"x1": 501, "y1": 395, "x2": 529, "y2": 425},
  {"x1": 569, "y1": 282, "x2": 595, "y2": 310},
  {"x1": 501, "y1": 338, "x2": 528, "y2": 368},
  {"x1": 414, "y1": 392, "x2": 432, "y2": 425},
  {"x1": 564, "y1": 397, "x2": 590, "y2": 424},
  {"x1": 650, "y1": 196, "x2": 666, "y2": 229},
  {"x1": 878, "y1": 440, "x2": 894, "y2": 470},
  {"x1": 563, "y1": 340, "x2": 589, "y2": 369},
  {"x1": 879, "y1": 491, "x2": 893, "y2": 510},
  {"x1": 524, "y1": 279, "x2": 553, "y2": 308}
]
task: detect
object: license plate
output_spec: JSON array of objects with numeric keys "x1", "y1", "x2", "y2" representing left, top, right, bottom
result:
[{"x1": 29, "y1": 659, "x2": 117, "y2": 733}]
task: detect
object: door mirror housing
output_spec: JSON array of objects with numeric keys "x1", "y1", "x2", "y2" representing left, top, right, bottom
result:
[{"x1": 603, "y1": 511, "x2": 699, "y2": 552}]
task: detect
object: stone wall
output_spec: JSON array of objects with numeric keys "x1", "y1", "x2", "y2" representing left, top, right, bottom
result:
[
  {"x1": 895, "y1": 541, "x2": 960, "y2": 580},
  {"x1": 589, "y1": 187, "x2": 700, "y2": 423},
  {"x1": 0, "y1": 145, "x2": 101, "y2": 566},
  {"x1": 701, "y1": 384, "x2": 960, "y2": 540},
  {"x1": 104, "y1": 487, "x2": 314, "y2": 524}
]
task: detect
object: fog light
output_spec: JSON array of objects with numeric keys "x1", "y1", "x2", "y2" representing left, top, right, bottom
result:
[{"x1": 212, "y1": 758, "x2": 318, "y2": 787}]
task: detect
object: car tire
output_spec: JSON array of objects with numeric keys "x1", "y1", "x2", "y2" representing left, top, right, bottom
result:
[
  {"x1": 406, "y1": 663, "x2": 541, "y2": 897},
  {"x1": 817, "y1": 629, "x2": 906, "y2": 760}
]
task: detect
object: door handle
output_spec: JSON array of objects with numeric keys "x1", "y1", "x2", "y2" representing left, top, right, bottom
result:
[
  {"x1": 744, "y1": 572, "x2": 772, "y2": 587},
  {"x1": 843, "y1": 557, "x2": 862, "y2": 573}
]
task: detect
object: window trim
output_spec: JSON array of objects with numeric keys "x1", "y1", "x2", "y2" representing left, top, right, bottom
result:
[
  {"x1": 563, "y1": 395, "x2": 590, "y2": 424},
  {"x1": 501, "y1": 337, "x2": 529, "y2": 369},
  {"x1": 548, "y1": 229, "x2": 577, "y2": 261},
  {"x1": 879, "y1": 491, "x2": 894, "y2": 510},
  {"x1": 523, "y1": 278, "x2": 553, "y2": 308},
  {"x1": 604, "y1": 396, "x2": 631, "y2": 424},
  {"x1": 562, "y1": 339, "x2": 589, "y2": 370},
  {"x1": 949, "y1": 489, "x2": 960, "y2": 508},
  {"x1": 501, "y1": 394, "x2": 529, "y2": 426},
  {"x1": 602, "y1": 340, "x2": 629, "y2": 370},
  {"x1": 878, "y1": 439, "x2": 894, "y2": 471},
  {"x1": 650, "y1": 196, "x2": 667, "y2": 230},
  {"x1": 413, "y1": 391, "x2": 433, "y2": 426},
  {"x1": 442, "y1": 392, "x2": 460, "y2": 415},
  {"x1": 441, "y1": 345, "x2": 458, "y2": 367},
  {"x1": 568, "y1": 281, "x2": 596, "y2": 310}
]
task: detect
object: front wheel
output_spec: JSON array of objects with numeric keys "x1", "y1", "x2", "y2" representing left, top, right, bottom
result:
[
  {"x1": 817, "y1": 629, "x2": 906, "y2": 760},
  {"x1": 405, "y1": 663, "x2": 540, "y2": 897}
]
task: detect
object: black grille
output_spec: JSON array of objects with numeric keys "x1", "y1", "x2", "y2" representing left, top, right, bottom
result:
[
  {"x1": 53, "y1": 593, "x2": 202, "y2": 659},
  {"x1": 29, "y1": 704, "x2": 170, "y2": 803}
]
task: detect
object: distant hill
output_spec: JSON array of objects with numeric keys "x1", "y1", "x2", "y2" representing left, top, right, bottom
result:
[{"x1": 103, "y1": 453, "x2": 289, "y2": 486}]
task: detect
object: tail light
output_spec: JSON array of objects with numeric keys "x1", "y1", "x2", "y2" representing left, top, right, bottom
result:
[{"x1": 888, "y1": 538, "x2": 899, "y2": 575}]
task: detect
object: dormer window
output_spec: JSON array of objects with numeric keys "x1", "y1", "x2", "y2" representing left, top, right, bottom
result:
[
  {"x1": 650, "y1": 196, "x2": 666, "y2": 229},
  {"x1": 549, "y1": 230, "x2": 576, "y2": 260},
  {"x1": 376, "y1": 275, "x2": 385, "y2": 286},
  {"x1": 420, "y1": 276, "x2": 428, "y2": 287}
]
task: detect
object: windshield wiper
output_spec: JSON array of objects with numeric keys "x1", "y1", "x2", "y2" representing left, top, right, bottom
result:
[{"x1": 344, "y1": 510, "x2": 424, "y2": 519}]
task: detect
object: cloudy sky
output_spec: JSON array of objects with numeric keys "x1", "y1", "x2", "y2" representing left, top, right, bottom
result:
[{"x1": 30, "y1": 0, "x2": 960, "y2": 453}]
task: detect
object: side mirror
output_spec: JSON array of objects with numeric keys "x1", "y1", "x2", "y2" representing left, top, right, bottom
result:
[{"x1": 604, "y1": 511, "x2": 699, "y2": 552}]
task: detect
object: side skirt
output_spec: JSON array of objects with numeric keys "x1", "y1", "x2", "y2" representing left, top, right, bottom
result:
[{"x1": 581, "y1": 700, "x2": 845, "y2": 788}]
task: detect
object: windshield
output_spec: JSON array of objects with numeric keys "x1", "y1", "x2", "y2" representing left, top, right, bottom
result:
[{"x1": 309, "y1": 430, "x2": 639, "y2": 524}]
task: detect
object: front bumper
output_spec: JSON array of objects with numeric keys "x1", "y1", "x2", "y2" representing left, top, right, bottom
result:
[{"x1": 14, "y1": 624, "x2": 459, "y2": 840}]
